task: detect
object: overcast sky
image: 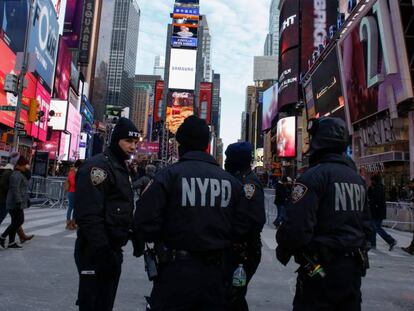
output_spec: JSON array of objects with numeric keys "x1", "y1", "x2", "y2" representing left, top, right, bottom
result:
[{"x1": 136, "y1": 0, "x2": 271, "y2": 151}]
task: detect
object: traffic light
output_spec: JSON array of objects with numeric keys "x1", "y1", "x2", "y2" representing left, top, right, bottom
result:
[
  {"x1": 1, "y1": 131, "x2": 13, "y2": 144},
  {"x1": 29, "y1": 98, "x2": 39, "y2": 122}
]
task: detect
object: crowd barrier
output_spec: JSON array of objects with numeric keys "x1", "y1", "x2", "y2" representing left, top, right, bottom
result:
[
  {"x1": 384, "y1": 202, "x2": 414, "y2": 232},
  {"x1": 29, "y1": 176, "x2": 68, "y2": 209}
]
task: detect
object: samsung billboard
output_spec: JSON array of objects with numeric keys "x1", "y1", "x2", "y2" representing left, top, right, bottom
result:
[{"x1": 168, "y1": 48, "x2": 197, "y2": 90}]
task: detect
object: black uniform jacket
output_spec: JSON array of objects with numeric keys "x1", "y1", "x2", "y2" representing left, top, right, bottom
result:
[
  {"x1": 74, "y1": 149, "x2": 134, "y2": 252},
  {"x1": 235, "y1": 170, "x2": 266, "y2": 240},
  {"x1": 276, "y1": 153, "x2": 372, "y2": 264},
  {"x1": 133, "y1": 151, "x2": 251, "y2": 252}
]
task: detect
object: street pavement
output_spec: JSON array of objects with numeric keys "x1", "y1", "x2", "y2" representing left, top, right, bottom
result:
[{"x1": 0, "y1": 194, "x2": 413, "y2": 311}]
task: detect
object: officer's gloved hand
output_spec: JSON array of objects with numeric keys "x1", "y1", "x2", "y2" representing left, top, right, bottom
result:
[
  {"x1": 132, "y1": 235, "x2": 145, "y2": 258},
  {"x1": 95, "y1": 246, "x2": 119, "y2": 277}
]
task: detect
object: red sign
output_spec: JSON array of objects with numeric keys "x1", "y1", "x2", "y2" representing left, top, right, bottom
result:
[
  {"x1": 153, "y1": 81, "x2": 164, "y2": 123},
  {"x1": 137, "y1": 142, "x2": 159, "y2": 154},
  {"x1": 199, "y1": 82, "x2": 212, "y2": 124},
  {"x1": 54, "y1": 39, "x2": 71, "y2": 100},
  {"x1": 29, "y1": 82, "x2": 51, "y2": 142}
]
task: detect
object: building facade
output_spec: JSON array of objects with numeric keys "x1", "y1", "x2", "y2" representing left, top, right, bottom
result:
[
  {"x1": 153, "y1": 55, "x2": 165, "y2": 79},
  {"x1": 264, "y1": 0, "x2": 280, "y2": 57},
  {"x1": 211, "y1": 72, "x2": 221, "y2": 137},
  {"x1": 200, "y1": 15, "x2": 212, "y2": 82}
]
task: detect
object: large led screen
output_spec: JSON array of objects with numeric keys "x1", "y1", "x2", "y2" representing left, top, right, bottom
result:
[
  {"x1": 300, "y1": 0, "x2": 338, "y2": 74},
  {"x1": 166, "y1": 92, "x2": 194, "y2": 134},
  {"x1": 262, "y1": 84, "x2": 278, "y2": 131},
  {"x1": 279, "y1": 0, "x2": 299, "y2": 55},
  {"x1": 339, "y1": 1, "x2": 413, "y2": 124},
  {"x1": 49, "y1": 99, "x2": 69, "y2": 130},
  {"x1": 278, "y1": 48, "x2": 299, "y2": 110},
  {"x1": 54, "y1": 39, "x2": 71, "y2": 100},
  {"x1": 277, "y1": 116, "x2": 296, "y2": 158},
  {"x1": 0, "y1": 0, "x2": 29, "y2": 52},
  {"x1": 168, "y1": 49, "x2": 197, "y2": 90},
  {"x1": 307, "y1": 47, "x2": 345, "y2": 120},
  {"x1": 153, "y1": 81, "x2": 164, "y2": 123},
  {"x1": 199, "y1": 82, "x2": 212, "y2": 124}
]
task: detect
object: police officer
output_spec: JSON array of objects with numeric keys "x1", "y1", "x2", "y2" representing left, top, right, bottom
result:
[
  {"x1": 133, "y1": 116, "x2": 251, "y2": 310},
  {"x1": 224, "y1": 142, "x2": 266, "y2": 311},
  {"x1": 276, "y1": 117, "x2": 372, "y2": 311},
  {"x1": 74, "y1": 117, "x2": 140, "y2": 311}
]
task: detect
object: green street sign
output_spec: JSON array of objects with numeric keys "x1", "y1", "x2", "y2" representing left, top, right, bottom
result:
[
  {"x1": 18, "y1": 130, "x2": 27, "y2": 136},
  {"x1": 0, "y1": 105, "x2": 16, "y2": 111}
]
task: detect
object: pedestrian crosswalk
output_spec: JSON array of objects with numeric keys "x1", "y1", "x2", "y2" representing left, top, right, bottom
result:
[{"x1": 1, "y1": 207, "x2": 413, "y2": 259}]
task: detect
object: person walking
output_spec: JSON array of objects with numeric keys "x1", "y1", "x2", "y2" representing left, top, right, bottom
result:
[
  {"x1": 0, "y1": 162, "x2": 14, "y2": 226},
  {"x1": 401, "y1": 179, "x2": 414, "y2": 255},
  {"x1": 133, "y1": 116, "x2": 251, "y2": 310},
  {"x1": 66, "y1": 160, "x2": 82, "y2": 230},
  {"x1": 273, "y1": 176, "x2": 290, "y2": 228},
  {"x1": 0, "y1": 156, "x2": 30, "y2": 249},
  {"x1": 74, "y1": 118, "x2": 140, "y2": 311},
  {"x1": 368, "y1": 175, "x2": 397, "y2": 251},
  {"x1": 133, "y1": 164, "x2": 156, "y2": 197},
  {"x1": 276, "y1": 117, "x2": 372, "y2": 311},
  {"x1": 224, "y1": 142, "x2": 266, "y2": 311}
]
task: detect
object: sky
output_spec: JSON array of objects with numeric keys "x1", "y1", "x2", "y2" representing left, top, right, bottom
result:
[{"x1": 135, "y1": 0, "x2": 271, "y2": 151}]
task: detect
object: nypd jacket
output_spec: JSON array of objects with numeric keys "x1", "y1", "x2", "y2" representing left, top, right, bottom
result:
[
  {"x1": 235, "y1": 170, "x2": 266, "y2": 241},
  {"x1": 74, "y1": 150, "x2": 134, "y2": 252},
  {"x1": 133, "y1": 151, "x2": 251, "y2": 252},
  {"x1": 276, "y1": 153, "x2": 372, "y2": 264}
]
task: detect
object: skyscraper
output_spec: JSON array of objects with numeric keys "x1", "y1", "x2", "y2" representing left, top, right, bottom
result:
[
  {"x1": 200, "y1": 15, "x2": 212, "y2": 82},
  {"x1": 91, "y1": 0, "x2": 140, "y2": 121},
  {"x1": 211, "y1": 72, "x2": 221, "y2": 137},
  {"x1": 264, "y1": 0, "x2": 280, "y2": 57},
  {"x1": 153, "y1": 55, "x2": 165, "y2": 79}
]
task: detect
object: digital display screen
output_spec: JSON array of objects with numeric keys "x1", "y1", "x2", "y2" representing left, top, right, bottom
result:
[{"x1": 277, "y1": 116, "x2": 296, "y2": 158}]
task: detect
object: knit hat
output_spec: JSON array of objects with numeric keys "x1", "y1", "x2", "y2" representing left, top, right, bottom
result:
[
  {"x1": 109, "y1": 117, "x2": 140, "y2": 161},
  {"x1": 9, "y1": 152, "x2": 20, "y2": 166},
  {"x1": 16, "y1": 156, "x2": 29, "y2": 167},
  {"x1": 176, "y1": 116, "x2": 210, "y2": 151},
  {"x1": 224, "y1": 142, "x2": 253, "y2": 173}
]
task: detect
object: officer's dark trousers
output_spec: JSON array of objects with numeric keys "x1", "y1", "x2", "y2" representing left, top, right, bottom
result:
[
  {"x1": 74, "y1": 239, "x2": 122, "y2": 311},
  {"x1": 229, "y1": 246, "x2": 262, "y2": 311},
  {"x1": 293, "y1": 257, "x2": 362, "y2": 311},
  {"x1": 150, "y1": 257, "x2": 228, "y2": 310}
]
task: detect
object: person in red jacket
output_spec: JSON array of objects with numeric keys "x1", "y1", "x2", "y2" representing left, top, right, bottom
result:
[{"x1": 66, "y1": 160, "x2": 82, "y2": 230}]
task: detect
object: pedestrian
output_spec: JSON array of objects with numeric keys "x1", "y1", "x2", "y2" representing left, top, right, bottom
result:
[
  {"x1": 65, "y1": 160, "x2": 82, "y2": 230},
  {"x1": 368, "y1": 175, "x2": 397, "y2": 251},
  {"x1": 133, "y1": 116, "x2": 251, "y2": 310},
  {"x1": 0, "y1": 156, "x2": 31, "y2": 249},
  {"x1": 276, "y1": 117, "x2": 372, "y2": 311},
  {"x1": 224, "y1": 142, "x2": 266, "y2": 311},
  {"x1": 73, "y1": 117, "x2": 140, "y2": 311},
  {"x1": 401, "y1": 179, "x2": 414, "y2": 255},
  {"x1": 0, "y1": 162, "x2": 14, "y2": 226},
  {"x1": 133, "y1": 164, "x2": 156, "y2": 197},
  {"x1": 273, "y1": 176, "x2": 290, "y2": 228}
]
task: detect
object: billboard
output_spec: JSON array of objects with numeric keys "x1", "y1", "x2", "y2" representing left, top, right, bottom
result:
[
  {"x1": 306, "y1": 47, "x2": 345, "y2": 120},
  {"x1": 166, "y1": 91, "x2": 194, "y2": 134},
  {"x1": 153, "y1": 81, "x2": 164, "y2": 123},
  {"x1": 29, "y1": 0, "x2": 59, "y2": 90},
  {"x1": 49, "y1": 99, "x2": 69, "y2": 130},
  {"x1": 63, "y1": 0, "x2": 83, "y2": 49},
  {"x1": 262, "y1": 83, "x2": 278, "y2": 131},
  {"x1": 0, "y1": 0, "x2": 29, "y2": 52},
  {"x1": 300, "y1": 0, "x2": 338, "y2": 74},
  {"x1": 168, "y1": 48, "x2": 197, "y2": 90},
  {"x1": 29, "y1": 81, "x2": 51, "y2": 142},
  {"x1": 172, "y1": 23, "x2": 198, "y2": 49},
  {"x1": 173, "y1": 6, "x2": 200, "y2": 16},
  {"x1": 137, "y1": 142, "x2": 159, "y2": 154},
  {"x1": 278, "y1": 48, "x2": 299, "y2": 110},
  {"x1": 51, "y1": 0, "x2": 68, "y2": 34},
  {"x1": 277, "y1": 116, "x2": 296, "y2": 158},
  {"x1": 339, "y1": 0, "x2": 413, "y2": 124},
  {"x1": 67, "y1": 101, "x2": 82, "y2": 161},
  {"x1": 78, "y1": 0, "x2": 95, "y2": 64},
  {"x1": 199, "y1": 82, "x2": 212, "y2": 124},
  {"x1": 279, "y1": 0, "x2": 300, "y2": 55},
  {"x1": 54, "y1": 39, "x2": 71, "y2": 100}
]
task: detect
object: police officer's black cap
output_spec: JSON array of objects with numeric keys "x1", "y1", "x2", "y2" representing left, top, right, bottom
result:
[
  {"x1": 111, "y1": 117, "x2": 140, "y2": 144},
  {"x1": 176, "y1": 116, "x2": 210, "y2": 151},
  {"x1": 308, "y1": 117, "x2": 349, "y2": 153},
  {"x1": 225, "y1": 142, "x2": 253, "y2": 165}
]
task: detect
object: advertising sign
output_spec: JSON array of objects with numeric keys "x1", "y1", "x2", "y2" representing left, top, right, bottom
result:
[
  {"x1": 28, "y1": 0, "x2": 59, "y2": 90},
  {"x1": 306, "y1": 47, "x2": 345, "y2": 120},
  {"x1": 63, "y1": 0, "x2": 83, "y2": 48},
  {"x1": 277, "y1": 116, "x2": 296, "y2": 158},
  {"x1": 301, "y1": 0, "x2": 338, "y2": 74},
  {"x1": 172, "y1": 24, "x2": 198, "y2": 48},
  {"x1": 54, "y1": 39, "x2": 71, "y2": 100},
  {"x1": 66, "y1": 101, "x2": 82, "y2": 161},
  {"x1": 153, "y1": 81, "x2": 164, "y2": 123},
  {"x1": 0, "y1": 0, "x2": 29, "y2": 52},
  {"x1": 78, "y1": 0, "x2": 95, "y2": 64},
  {"x1": 279, "y1": 0, "x2": 299, "y2": 55},
  {"x1": 49, "y1": 99, "x2": 68, "y2": 130},
  {"x1": 278, "y1": 48, "x2": 299, "y2": 110},
  {"x1": 199, "y1": 82, "x2": 212, "y2": 124},
  {"x1": 51, "y1": 0, "x2": 68, "y2": 34},
  {"x1": 168, "y1": 49, "x2": 197, "y2": 90},
  {"x1": 173, "y1": 7, "x2": 200, "y2": 16},
  {"x1": 339, "y1": 0, "x2": 413, "y2": 124},
  {"x1": 137, "y1": 142, "x2": 159, "y2": 154},
  {"x1": 262, "y1": 83, "x2": 278, "y2": 131},
  {"x1": 166, "y1": 91, "x2": 194, "y2": 134},
  {"x1": 30, "y1": 81, "x2": 51, "y2": 142},
  {"x1": 79, "y1": 132, "x2": 87, "y2": 160},
  {"x1": 171, "y1": 36, "x2": 198, "y2": 48}
]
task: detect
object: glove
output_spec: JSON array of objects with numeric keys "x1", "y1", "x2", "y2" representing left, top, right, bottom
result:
[
  {"x1": 94, "y1": 246, "x2": 119, "y2": 277},
  {"x1": 131, "y1": 232, "x2": 145, "y2": 258}
]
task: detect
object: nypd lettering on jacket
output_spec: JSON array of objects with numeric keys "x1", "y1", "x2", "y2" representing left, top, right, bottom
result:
[
  {"x1": 182, "y1": 178, "x2": 232, "y2": 208},
  {"x1": 334, "y1": 182, "x2": 366, "y2": 212}
]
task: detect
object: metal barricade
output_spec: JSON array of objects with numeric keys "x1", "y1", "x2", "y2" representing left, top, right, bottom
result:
[
  {"x1": 265, "y1": 190, "x2": 277, "y2": 225},
  {"x1": 384, "y1": 201, "x2": 414, "y2": 232},
  {"x1": 29, "y1": 176, "x2": 68, "y2": 209}
]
